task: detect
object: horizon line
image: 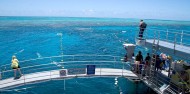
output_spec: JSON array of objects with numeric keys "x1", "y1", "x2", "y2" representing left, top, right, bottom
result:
[{"x1": 0, "y1": 15, "x2": 190, "y2": 22}]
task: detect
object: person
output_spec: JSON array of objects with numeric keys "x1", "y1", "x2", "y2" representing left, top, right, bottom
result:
[
  {"x1": 123, "y1": 53, "x2": 128, "y2": 62},
  {"x1": 144, "y1": 53, "x2": 151, "y2": 76},
  {"x1": 160, "y1": 53, "x2": 167, "y2": 70},
  {"x1": 139, "y1": 20, "x2": 147, "y2": 38},
  {"x1": 132, "y1": 53, "x2": 135, "y2": 60},
  {"x1": 11, "y1": 55, "x2": 23, "y2": 79},
  {"x1": 135, "y1": 51, "x2": 143, "y2": 73},
  {"x1": 145, "y1": 53, "x2": 151, "y2": 67},
  {"x1": 155, "y1": 55, "x2": 162, "y2": 71}
]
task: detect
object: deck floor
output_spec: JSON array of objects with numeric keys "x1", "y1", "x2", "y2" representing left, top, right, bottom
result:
[
  {"x1": 0, "y1": 68, "x2": 137, "y2": 89},
  {"x1": 146, "y1": 39, "x2": 190, "y2": 54},
  {"x1": 146, "y1": 39, "x2": 190, "y2": 60}
]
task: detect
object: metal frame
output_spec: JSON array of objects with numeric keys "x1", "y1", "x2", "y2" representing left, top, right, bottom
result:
[{"x1": 0, "y1": 55, "x2": 135, "y2": 90}]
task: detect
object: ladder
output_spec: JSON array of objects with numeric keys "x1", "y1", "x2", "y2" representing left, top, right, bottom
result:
[
  {"x1": 149, "y1": 31, "x2": 160, "y2": 84},
  {"x1": 148, "y1": 31, "x2": 176, "y2": 94}
]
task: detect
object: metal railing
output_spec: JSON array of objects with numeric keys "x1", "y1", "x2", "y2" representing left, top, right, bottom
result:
[
  {"x1": 127, "y1": 54, "x2": 190, "y2": 94},
  {"x1": 0, "y1": 54, "x2": 135, "y2": 90},
  {"x1": 145, "y1": 28, "x2": 190, "y2": 94},
  {"x1": 144, "y1": 28, "x2": 190, "y2": 47},
  {"x1": 130, "y1": 62, "x2": 190, "y2": 94},
  {"x1": 0, "y1": 55, "x2": 125, "y2": 79}
]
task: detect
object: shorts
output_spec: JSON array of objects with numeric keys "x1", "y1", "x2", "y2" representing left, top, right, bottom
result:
[
  {"x1": 135, "y1": 61, "x2": 140, "y2": 65},
  {"x1": 12, "y1": 65, "x2": 20, "y2": 69}
]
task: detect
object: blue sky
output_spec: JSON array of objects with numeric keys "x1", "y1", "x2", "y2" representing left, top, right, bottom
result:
[{"x1": 0, "y1": 0, "x2": 190, "y2": 20}]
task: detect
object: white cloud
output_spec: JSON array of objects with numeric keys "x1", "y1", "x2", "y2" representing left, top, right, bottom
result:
[{"x1": 82, "y1": 9, "x2": 95, "y2": 16}]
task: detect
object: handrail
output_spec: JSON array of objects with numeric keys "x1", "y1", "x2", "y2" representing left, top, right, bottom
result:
[
  {"x1": 134, "y1": 27, "x2": 190, "y2": 47},
  {"x1": 0, "y1": 54, "x2": 121, "y2": 67},
  {"x1": 0, "y1": 55, "x2": 122, "y2": 75},
  {"x1": 144, "y1": 29, "x2": 190, "y2": 47},
  {"x1": 2, "y1": 61, "x2": 117, "y2": 74},
  {"x1": 0, "y1": 59, "x2": 133, "y2": 90},
  {"x1": 133, "y1": 26, "x2": 190, "y2": 33},
  {"x1": 0, "y1": 67, "x2": 133, "y2": 87},
  {"x1": 145, "y1": 27, "x2": 190, "y2": 33},
  {"x1": 0, "y1": 55, "x2": 127, "y2": 80},
  {"x1": 129, "y1": 58, "x2": 190, "y2": 94}
]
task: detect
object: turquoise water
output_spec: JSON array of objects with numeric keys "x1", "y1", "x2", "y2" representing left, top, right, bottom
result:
[{"x1": 0, "y1": 17, "x2": 190, "y2": 94}]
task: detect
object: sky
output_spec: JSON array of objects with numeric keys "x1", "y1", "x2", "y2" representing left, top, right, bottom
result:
[{"x1": 0, "y1": 0, "x2": 190, "y2": 21}]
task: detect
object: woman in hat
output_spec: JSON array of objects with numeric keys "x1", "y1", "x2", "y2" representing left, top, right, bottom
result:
[{"x1": 11, "y1": 55, "x2": 23, "y2": 79}]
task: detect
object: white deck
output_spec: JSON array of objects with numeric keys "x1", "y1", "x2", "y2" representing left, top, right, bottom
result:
[
  {"x1": 146, "y1": 39, "x2": 190, "y2": 59},
  {"x1": 0, "y1": 68, "x2": 137, "y2": 89},
  {"x1": 146, "y1": 39, "x2": 190, "y2": 53}
]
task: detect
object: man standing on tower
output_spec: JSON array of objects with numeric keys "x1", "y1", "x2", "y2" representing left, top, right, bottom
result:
[{"x1": 139, "y1": 20, "x2": 147, "y2": 39}]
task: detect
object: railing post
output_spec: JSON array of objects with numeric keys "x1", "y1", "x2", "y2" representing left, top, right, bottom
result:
[
  {"x1": 122, "y1": 62, "x2": 124, "y2": 76},
  {"x1": 153, "y1": 31, "x2": 156, "y2": 47},
  {"x1": 1, "y1": 66, "x2": 6, "y2": 79},
  {"x1": 157, "y1": 31, "x2": 160, "y2": 46},
  {"x1": 166, "y1": 29, "x2": 168, "y2": 42},
  {"x1": 114, "y1": 57, "x2": 116, "y2": 68},
  {"x1": 174, "y1": 33, "x2": 177, "y2": 54},
  {"x1": 154, "y1": 71, "x2": 157, "y2": 87},
  {"x1": 23, "y1": 69, "x2": 26, "y2": 85},
  {"x1": 57, "y1": 33, "x2": 63, "y2": 62},
  {"x1": 168, "y1": 58, "x2": 172, "y2": 77},
  {"x1": 158, "y1": 31, "x2": 160, "y2": 39},
  {"x1": 64, "y1": 79, "x2": 66, "y2": 90},
  {"x1": 50, "y1": 71, "x2": 51, "y2": 80},
  {"x1": 180, "y1": 30, "x2": 183, "y2": 45},
  {"x1": 2, "y1": 71, "x2": 5, "y2": 81},
  {"x1": 0, "y1": 66, "x2": 3, "y2": 80},
  {"x1": 0, "y1": 71, "x2": 1, "y2": 80},
  {"x1": 141, "y1": 64, "x2": 143, "y2": 79},
  {"x1": 100, "y1": 64, "x2": 102, "y2": 76},
  {"x1": 154, "y1": 31, "x2": 156, "y2": 40}
]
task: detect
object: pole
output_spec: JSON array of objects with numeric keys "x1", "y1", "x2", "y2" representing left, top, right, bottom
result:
[
  {"x1": 0, "y1": 71, "x2": 1, "y2": 80},
  {"x1": 168, "y1": 58, "x2": 172, "y2": 77},
  {"x1": 122, "y1": 62, "x2": 124, "y2": 76},
  {"x1": 166, "y1": 29, "x2": 168, "y2": 42},
  {"x1": 57, "y1": 33, "x2": 64, "y2": 68},
  {"x1": 174, "y1": 34, "x2": 177, "y2": 54},
  {"x1": 60, "y1": 33, "x2": 63, "y2": 62},
  {"x1": 64, "y1": 79, "x2": 66, "y2": 90},
  {"x1": 180, "y1": 30, "x2": 183, "y2": 45}
]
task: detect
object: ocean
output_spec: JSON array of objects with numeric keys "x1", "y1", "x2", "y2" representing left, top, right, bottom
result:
[{"x1": 0, "y1": 16, "x2": 190, "y2": 94}]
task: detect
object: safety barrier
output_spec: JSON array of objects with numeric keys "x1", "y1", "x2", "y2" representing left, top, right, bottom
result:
[
  {"x1": 130, "y1": 60, "x2": 190, "y2": 94},
  {"x1": 0, "y1": 55, "x2": 126, "y2": 80},
  {"x1": 0, "y1": 55, "x2": 138, "y2": 90}
]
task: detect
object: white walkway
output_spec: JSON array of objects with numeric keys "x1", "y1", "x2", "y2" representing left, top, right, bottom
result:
[
  {"x1": 146, "y1": 39, "x2": 190, "y2": 59},
  {"x1": 0, "y1": 68, "x2": 137, "y2": 89}
]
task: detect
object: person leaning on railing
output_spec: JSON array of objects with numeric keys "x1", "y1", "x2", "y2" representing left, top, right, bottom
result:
[{"x1": 11, "y1": 55, "x2": 23, "y2": 79}]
